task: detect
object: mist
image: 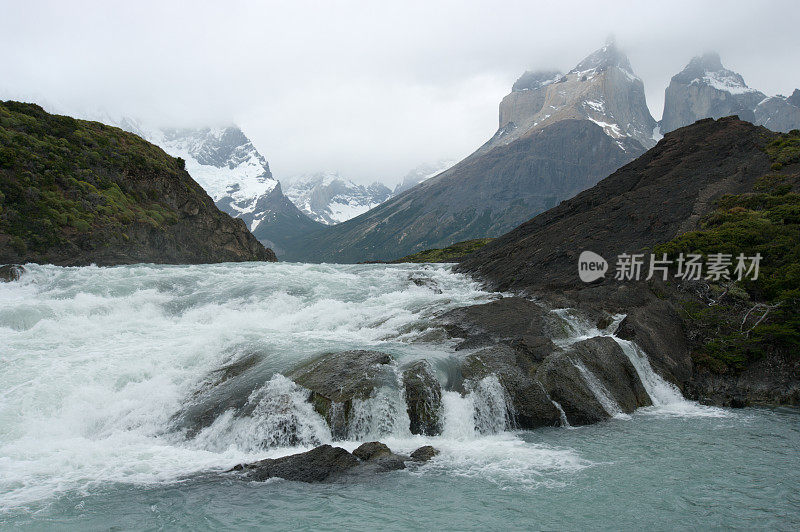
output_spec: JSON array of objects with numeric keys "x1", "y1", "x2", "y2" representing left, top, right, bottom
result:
[{"x1": 2, "y1": 0, "x2": 798, "y2": 184}]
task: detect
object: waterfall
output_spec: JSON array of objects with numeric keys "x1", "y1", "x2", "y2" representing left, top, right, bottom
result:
[
  {"x1": 610, "y1": 338, "x2": 684, "y2": 406},
  {"x1": 551, "y1": 400, "x2": 570, "y2": 428},
  {"x1": 190, "y1": 374, "x2": 332, "y2": 452},
  {"x1": 569, "y1": 358, "x2": 623, "y2": 416},
  {"x1": 440, "y1": 375, "x2": 514, "y2": 439}
]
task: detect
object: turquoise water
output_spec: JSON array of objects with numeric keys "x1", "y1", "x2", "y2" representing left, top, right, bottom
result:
[{"x1": 1, "y1": 264, "x2": 798, "y2": 530}]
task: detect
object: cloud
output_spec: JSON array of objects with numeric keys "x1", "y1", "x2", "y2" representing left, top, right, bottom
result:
[{"x1": 2, "y1": 0, "x2": 799, "y2": 184}]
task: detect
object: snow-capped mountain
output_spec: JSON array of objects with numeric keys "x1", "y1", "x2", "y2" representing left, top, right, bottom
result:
[
  {"x1": 661, "y1": 53, "x2": 800, "y2": 133},
  {"x1": 393, "y1": 160, "x2": 456, "y2": 195},
  {"x1": 491, "y1": 41, "x2": 658, "y2": 155},
  {"x1": 284, "y1": 172, "x2": 392, "y2": 225},
  {"x1": 84, "y1": 114, "x2": 322, "y2": 256}
]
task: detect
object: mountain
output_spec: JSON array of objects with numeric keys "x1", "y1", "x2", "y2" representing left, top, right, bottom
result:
[
  {"x1": 87, "y1": 116, "x2": 323, "y2": 257},
  {"x1": 285, "y1": 42, "x2": 657, "y2": 263},
  {"x1": 392, "y1": 161, "x2": 456, "y2": 195},
  {"x1": 661, "y1": 53, "x2": 800, "y2": 133},
  {"x1": 457, "y1": 116, "x2": 799, "y2": 406},
  {"x1": 0, "y1": 101, "x2": 275, "y2": 265},
  {"x1": 284, "y1": 172, "x2": 392, "y2": 225}
]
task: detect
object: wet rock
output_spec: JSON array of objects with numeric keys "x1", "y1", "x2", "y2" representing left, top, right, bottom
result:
[
  {"x1": 232, "y1": 444, "x2": 359, "y2": 482},
  {"x1": 461, "y1": 345, "x2": 560, "y2": 428},
  {"x1": 401, "y1": 360, "x2": 443, "y2": 435},
  {"x1": 536, "y1": 337, "x2": 651, "y2": 426},
  {"x1": 409, "y1": 274, "x2": 442, "y2": 294},
  {"x1": 441, "y1": 298, "x2": 564, "y2": 349},
  {"x1": 287, "y1": 350, "x2": 395, "y2": 438},
  {"x1": 352, "y1": 441, "x2": 392, "y2": 461},
  {"x1": 0, "y1": 264, "x2": 24, "y2": 282},
  {"x1": 352, "y1": 441, "x2": 407, "y2": 472},
  {"x1": 410, "y1": 446, "x2": 440, "y2": 462}
]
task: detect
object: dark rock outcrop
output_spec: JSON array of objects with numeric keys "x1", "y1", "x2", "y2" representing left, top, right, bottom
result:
[
  {"x1": 287, "y1": 350, "x2": 394, "y2": 438},
  {"x1": 410, "y1": 446, "x2": 440, "y2": 462},
  {"x1": 352, "y1": 441, "x2": 407, "y2": 472},
  {"x1": 461, "y1": 345, "x2": 560, "y2": 428},
  {"x1": 536, "y1": 337, "x2": 651, "y2": 425},
  {"x1": 0, "y1": 264, "x2": 24, "y2": 282},
  {"x1": 232, "y1": 444, "x2": 360, "y2": 482},
  {"x1": 231, "y1": 442, "x2": 411, "y2": 482},
  {"x1": 401, "y1": 361, "x2": 443, "y2": 435},
  {"x1": 0, "y1": 101, "x2": 275, "y2": 266}
]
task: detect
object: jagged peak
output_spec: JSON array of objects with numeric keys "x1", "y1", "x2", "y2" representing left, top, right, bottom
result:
[
  {"x1": 788, "y1": 89, "x2": 800, "y2": 108},
  {"x1": 569, "y1": 41, "x2": 634, "y2": 76},
  {"x1": 673, "y1": 53, "x2": 757, "y2": 95},
  {"x1": 511, "y1": 70, "x2": 562, "y2": 92}
]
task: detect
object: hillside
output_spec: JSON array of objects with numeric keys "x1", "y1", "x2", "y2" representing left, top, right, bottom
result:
[
  {"x1": 457, "y1": 117, "x2": 799, "y2": 406},
  {"x1": 0, "y1": 101, "x2": 276, "y2": 265}
]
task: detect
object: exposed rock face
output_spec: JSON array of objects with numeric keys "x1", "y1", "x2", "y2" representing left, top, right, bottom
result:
[
  {"x1": 287, "y1": 350, "x2": 394, "y2": 438},
  {"x1": 0, "y1": 264, "x2": 24, "y2": 282},
  {"x1": 661, "y1": 53, "x2": 800, "y2": 134},
  {"x1": 286, "y1": 42, "x2": 656, "y2": 263},
  {"x1": 351, "y1": 441, "x2": 407, "y2": 472},
  {"x1": 754, "y1": 95, "x2": 800, "y2": 133},
  {"x1": 496, "y1": 43, "x2": 657, "y2": 154},
  {"x1": 401, "y1": 360, "x2": 443, "y2": 436},
  {"x1": 661, "y1": 53, "x2": 765, "y2": 134},
  {"x1": 0, "y1": 102, "x2": 276, "y2": 266}
]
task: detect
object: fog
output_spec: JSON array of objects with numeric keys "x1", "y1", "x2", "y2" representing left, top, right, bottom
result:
[{"x1": 2, "y1": 0, "x2": 798, "y2": 184}]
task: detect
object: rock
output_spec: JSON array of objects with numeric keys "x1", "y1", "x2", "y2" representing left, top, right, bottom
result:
[
  {"x1": 232, "y1": 444, "x2": 359, "y2": 483},
  {"x1": 441, "y1": 297, "x2": 563, "y2": 349},
  {"x1": 401, "y1": 360, "x2": 443, "y2": 435},
  {"x1": 615, "y1": 299, "x2": 691, "y2": 384},
  {"x1": 352, "y1": 441, "x2": 407, "y2": 472},
  {"x1": 287, "y1": 350, "x2": 394, "y2": 438},
  {"x1": 536, "y1": 337, "x2": 651, "y2": 426},
  {"x1": 461, "y1": 345, "x2": 560, "y2": 428},
  {"x1": 0, "y1": 264, "x2": 24, "y2": 282},
  {"x1": 352, "y1": 441, "x2": 393, "y2": 461},
  {"x1": 410, "y1": 446, "x2": 440, "y2": 462}
]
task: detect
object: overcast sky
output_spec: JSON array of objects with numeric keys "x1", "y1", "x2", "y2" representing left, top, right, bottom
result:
[{"x1": 2, "y1": 0, "x2": 799, "y2": 185}]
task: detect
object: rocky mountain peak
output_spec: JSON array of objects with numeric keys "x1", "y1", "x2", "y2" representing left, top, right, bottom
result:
[
  {"x1": 569, "y1": 41, "x2": 634, "y2": 76},
  {"x1": 495, "y1": 41, "x2": 656, "y2": 154},
  {"x1": 511, "y1": 70, "x2": 562, "y2": 92},
  {"x1": 284, "y1": 172, "x2": 392, "y2": 225},
  {"x1": 788, "y1": 89, "x2": 800, "y2": 109}
]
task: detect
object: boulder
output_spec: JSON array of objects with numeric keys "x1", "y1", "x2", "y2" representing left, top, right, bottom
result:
[
  {"x1": 287, "y1": 350, "x2": 394, "y2": 438},
  {"x1": 231, "y1": 444, "x2": 359, "y2": 482},
  {"x1": 536, "y1": 337, "x2": 651, "y2": 426},
  {"x1": 410, "y1": 446, "x2": 440, "y2": 462},
  {"x1": 352, "y1": 441, "x2": 406, "y2": 472},
  {"x1": 461, "y1": 345, "x2": 560, "y2": 428},
  {"x1": 401, "y1": 360, "x2": 443, "y2": 435},
  {"x1": 441, "y1": 297, "x2": 564, "y2": 349},
  {"x1": 0, "y1": 264, "x2": 24, "y2": 282}
]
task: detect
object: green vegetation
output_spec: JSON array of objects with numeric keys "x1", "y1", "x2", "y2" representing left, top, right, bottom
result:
[
  {"x1": 655, "y1": 130, "x2": 800, "y2": 373},
  {"x1": 392, "y1": 238, "x2": 494, "y2": 263},
  {"x1": 0, "y1": 101, "x2": 191, "y2": 255}
]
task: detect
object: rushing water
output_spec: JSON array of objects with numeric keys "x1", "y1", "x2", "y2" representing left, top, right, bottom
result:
[{"x1": 1, "y1": 263, "x2": 799, "y2": 530}]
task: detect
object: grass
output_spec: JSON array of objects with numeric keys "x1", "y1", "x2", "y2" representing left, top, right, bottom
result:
[
  {"x1": 654, "y1": 130, "x2": 800, "y2": 372},
  {"x1": 0, "y1": 101, "x2": 192, "y2": 255},
  {"x1": 392, "y1": 238, "x2": 494, "y2": 263}
]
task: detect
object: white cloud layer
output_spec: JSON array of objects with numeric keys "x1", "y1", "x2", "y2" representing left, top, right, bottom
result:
[{"x1": 2, "y1": 0, "x2": 799, "y2": 184}]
